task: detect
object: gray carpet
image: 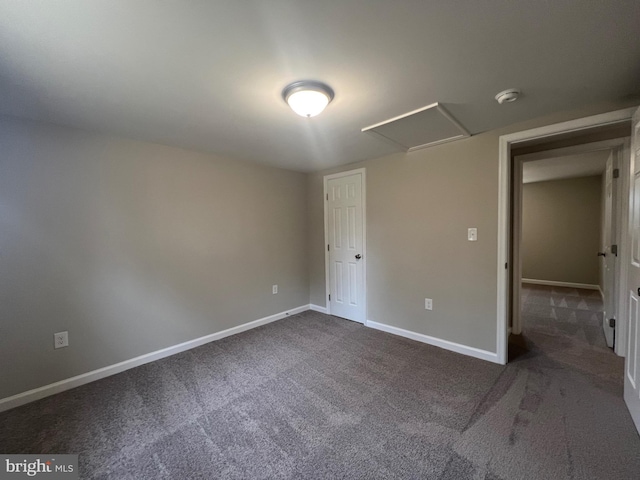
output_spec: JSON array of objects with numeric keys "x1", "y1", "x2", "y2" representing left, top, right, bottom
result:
[{"x1": 1, "y1": 287, "x2": 640, "y2": 479}]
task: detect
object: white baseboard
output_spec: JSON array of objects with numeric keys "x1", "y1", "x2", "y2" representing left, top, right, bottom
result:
[
  {"x1": 0, "y1": 304, "x2": 310, "y2": 413},
  {"x1": 309, "y1": 304, "x2": 328, "y2": 314},
  {"x1": 365, "y1": 320, "x2": 500, "y2": 364},
  {"x1": 522, "y1": 278, "x2": 600, "y2": 290}
]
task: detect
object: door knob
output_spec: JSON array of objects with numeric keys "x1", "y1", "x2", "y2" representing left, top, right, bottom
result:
[
  {"x1": 597, "y1": 252, "x2": 606, "y2": 257},
  {"x1": 355, "y1": 254, "x2": 362, "y2": 260}
]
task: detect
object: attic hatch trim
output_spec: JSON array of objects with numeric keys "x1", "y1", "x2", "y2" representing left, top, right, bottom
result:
[{"x1": 361, "y1": 102, "x2": 471, "y2": 152}]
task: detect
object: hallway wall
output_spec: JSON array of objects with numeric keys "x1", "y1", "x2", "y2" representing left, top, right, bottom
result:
[{"x1": 521, "y1": 175, "x2": 602, "y2": 285}]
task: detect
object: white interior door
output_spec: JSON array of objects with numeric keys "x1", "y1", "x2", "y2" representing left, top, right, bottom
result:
[
  {"x1": 625, "y1": 106, "x2": 640, "y2": 433},
  {"x1": 326, "y1": 171, "x2": 365, "y2": 323},
  {"x1": 602, "y1": 152, "x2": 616, "y2": 348}
]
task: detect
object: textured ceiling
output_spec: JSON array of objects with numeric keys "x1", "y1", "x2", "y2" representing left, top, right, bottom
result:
[{"x1": 1, "y1": 1, "x2": 639, "y2": 172}]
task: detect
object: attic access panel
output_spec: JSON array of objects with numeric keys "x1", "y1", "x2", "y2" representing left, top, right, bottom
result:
[{"x1": 362, "y1": 102, "x2": 470, "y2": 152}]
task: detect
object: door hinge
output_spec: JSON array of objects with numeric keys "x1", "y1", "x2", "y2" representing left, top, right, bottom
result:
[
  {"x1": 612, "y1": 244, "x2": 618, "y2": 256},
  {"x1": 613, "y1": 168, "x2": 620, "y2": 179},
  {"x1": 609, "y1": 318, "x2": 616, "y2": 328},
  {"x1": 328, "y1": 294, "x2": 331, "y2": 301},
  {"x1": 326, "y1": 193, "x2": 329, "y2": 200},
  {"x1": 327, "y1": 244, "x2": 330, "y2": 251},
  {"x1": 505, "y1": 262, "x2": 508, "y2": 269}
]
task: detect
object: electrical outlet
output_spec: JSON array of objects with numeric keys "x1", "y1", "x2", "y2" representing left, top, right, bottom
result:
[
  {"x1": 425, "y1": 298, "x2": 433, "y2": 310},
  {"x1": 54, "y1": 331, "x2": 69, "y2": 349},
  {"x1": 272, "y1": 285, "x2": 278, "y2": 294},
  {"x1": 468, "y1": 228, "x2": 478, "y2": 241}
]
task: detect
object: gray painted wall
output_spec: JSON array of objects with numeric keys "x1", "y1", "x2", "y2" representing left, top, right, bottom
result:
[
  {"x1": 0, "y1": 117, "x2": 309, "y2": 399},
  {"x1": 1, "y1": 100, "x2": 633, "y2": 400},
  {"x1": 308, "y1": 101, "x2": 632, "y2": 354},
  {"x1": 521, "y1": 176, "x2": 602, "y2": 285}
]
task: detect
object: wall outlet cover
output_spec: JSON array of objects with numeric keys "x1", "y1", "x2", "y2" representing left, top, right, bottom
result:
[{"x1": 54, "y1": 331, "x2": 69, "y2": 349}]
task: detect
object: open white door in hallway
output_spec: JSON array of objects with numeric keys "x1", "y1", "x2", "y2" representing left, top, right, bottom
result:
[
  {"x1": 325, "y1": 170, "x2": 366, "y2": 323},
  {"x1": 626, "y1": 106, "x2": 640, "y2": 432},
  {"x1": 602, "y1": 152, "x2": 617, "y2": 348}
]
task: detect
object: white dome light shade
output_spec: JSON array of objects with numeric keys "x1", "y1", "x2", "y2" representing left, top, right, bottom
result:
[
  {"x1": 287, "y1": 90, "x2": 330, "y2": 117},
  {"x1": 283, "y1": 81, "x2": 334, "y2": 118}
]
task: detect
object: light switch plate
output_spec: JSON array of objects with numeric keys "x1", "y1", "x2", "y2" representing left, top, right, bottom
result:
[{"x1": 468, "y1": 228, "x2": 478, "y2": 241}]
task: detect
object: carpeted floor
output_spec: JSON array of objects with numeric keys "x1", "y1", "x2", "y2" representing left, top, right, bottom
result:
[{"x1": 1, "y1": 285, "x2": 639, "y2": 479}]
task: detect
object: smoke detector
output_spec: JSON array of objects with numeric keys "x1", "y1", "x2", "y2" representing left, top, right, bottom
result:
[{"x1": 495, "y1": 88, "x2": 521, "y2": 104}]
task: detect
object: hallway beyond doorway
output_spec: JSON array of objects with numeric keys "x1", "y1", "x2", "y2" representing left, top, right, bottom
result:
[{"x1": 512, "y1": 283, "x2": 622, "y2": 388}]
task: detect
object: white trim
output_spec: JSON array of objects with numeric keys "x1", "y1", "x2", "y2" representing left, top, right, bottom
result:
[
  {"x1": 362, "y1": 102, "x2": 440, "y2": 132},
  {"x1": 512, "y1": 157, "x2": 523, "y2": 335},
  {"x1": 361, "y1": 103, "x2": 470, "y2": 152},
  {"x1": 497, "y1": 128, "x2": 510, "y2": 364},
  {"x1": 497, "y1": 107, "x2": 636, "y2": 365},
  {"x1": 516, "y1": 138, "x2": 631, "y2": 163},
  {"x1": 500, "y1": 108, "x2": 635, "y2": 146},
  {"x1": 309, "y1": 304, "x2": 328, "y2": 314},
  {"x1": 0, "y1": 304, "x2": 310, "y2": 413},
  {"x1": 366, "y1": 320, "x2": 500, "y2": 364},
  {"x1": 615, "y1": 139, "x2": 632, "y2": 357},
  {"x1": 522, "y1": 278, "x2": 600, "y2": 290},
  {"x1": 323, "y1": 168, "x2": 367, "y2": 324}
]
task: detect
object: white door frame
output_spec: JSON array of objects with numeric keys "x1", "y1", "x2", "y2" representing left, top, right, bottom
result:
[
  {"x1": 324, "y1": 168, "x2": 367, "y2": 321},
  {"x1": 497, "y1": 107, "x2": 636, "y2": 364}
]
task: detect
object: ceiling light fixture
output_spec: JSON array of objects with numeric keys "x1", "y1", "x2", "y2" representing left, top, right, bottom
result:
[
  {"x1": 495, "y1": 88, "x2": 521, "y2": 104},
  {"x1": 282, "y1": 81, "x2": 334, "y2": 118}
]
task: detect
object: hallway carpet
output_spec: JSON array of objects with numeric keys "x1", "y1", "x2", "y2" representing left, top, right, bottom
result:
[{"x1": 1, "y1": 286, "x2": 639, "y2": 479}]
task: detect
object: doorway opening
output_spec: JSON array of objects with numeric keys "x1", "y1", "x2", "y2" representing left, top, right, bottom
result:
[
  {"x1": 511, "y1": 137, "x2": 630, "y2": 365},
  {"x1": 496, "y1": 108, "x2": 635, "y2": 365}
]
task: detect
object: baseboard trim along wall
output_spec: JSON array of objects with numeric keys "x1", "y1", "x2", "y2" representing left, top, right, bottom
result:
[
  {"x1": 2, "y1": 305, "x2": 501, "y2": 412},
  {"x1": 521, "y1": 278, "x2": 600, "y2": 290},
  {"x1": 365, "y1": 320, "x2": 500, "y2": 364},
  {"x1": 309, "y1": 304, "x2": 328, "y2": 314},
  {"x1": 0, "y1": 305, "x2": 310, "y2": 413}
]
